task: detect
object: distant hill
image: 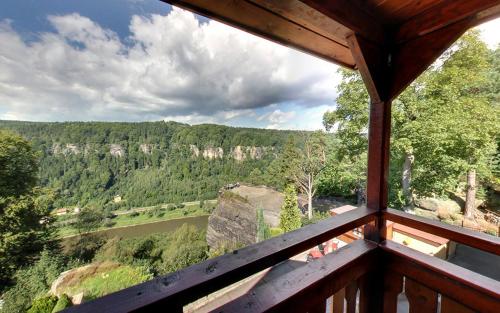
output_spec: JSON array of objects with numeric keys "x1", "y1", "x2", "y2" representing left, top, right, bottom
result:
[{"x1": 0, "y1": 120, "x2": 302, "y2": 209}]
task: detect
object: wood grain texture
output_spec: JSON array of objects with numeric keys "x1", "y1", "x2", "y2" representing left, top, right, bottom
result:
[
  {"x1": 213, "y1": 240, "x2": 378, "y2": 313},
  {"x1": 405, "y1": 278, "x2": 438, "y2": 313},
  {"x1": 396, "y1": 0, "x2": 500, "y2": 43},
  {"x1": 381, "y1": 240, "x2": 500, "y2": 313},
  {"x1": 382, "y1": 209, "x2": 500, "y2": 255},
  {"x1": 382, "y1": 271, "x2": 403, "y2": 313},
  {"x1": 163, "y1": 0, "x2": 355, "y2": 68},
  {"x1": 441, "y1": 296, "x2": 476, "y2": 313},
  {"x1": 65, "y1": 208, "x2": 376, "y2": 313}
]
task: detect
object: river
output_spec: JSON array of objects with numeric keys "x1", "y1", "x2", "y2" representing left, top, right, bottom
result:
[{"x1": 61, "y1": 215, "x2": 209, "y2": 249}]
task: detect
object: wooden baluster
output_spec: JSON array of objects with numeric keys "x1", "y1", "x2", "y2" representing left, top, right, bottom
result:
[
  {"x1": 344, "y1": 280, "x2": 358, "y2": 313},
  {"x1": 441, "y1": 296, "x2": 476, "y2": 313},
  {"x1": 308, "y1": 301, "x2": 327, "y2": 313},
  {"x1": 383, "y1": 272, "x2": 403, "y2": 313},
  {"x1": 332, "y1": 288, "x2": 345, "y2": 313},
  {"x1": 358, "y1": 272, "x2": 383, "y2": 313},
  {"x1": 405, "y1": 278, "x2": 438, "y2": 313}
]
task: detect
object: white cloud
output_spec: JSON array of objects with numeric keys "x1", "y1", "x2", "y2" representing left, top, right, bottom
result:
[
  {"x1": 476, "y1": 18, "x2": 500, "y2": 49},
  {"x1": 0, "y1": 8, "x2": 340, "y2": 123}
]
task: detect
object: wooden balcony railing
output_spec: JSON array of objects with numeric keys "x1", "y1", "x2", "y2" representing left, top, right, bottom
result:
[{"x1": 65, "y1": 207, "x2": 499, "y2": 313}]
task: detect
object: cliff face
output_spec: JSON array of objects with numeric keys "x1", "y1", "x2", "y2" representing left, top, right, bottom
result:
[
  {"x1": 206, "y1": 192, "x2": 257, "y2": 249},
  {"x1": 206, "y1": 185, "x2": 284, "y2": 249}
]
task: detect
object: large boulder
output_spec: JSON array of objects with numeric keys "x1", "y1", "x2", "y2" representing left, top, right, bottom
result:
[
  {"x1": 415, "y1": 197, "x2": 461, "y2": 213},
  {"x1": 206, "y1": 185, "x2": 284, "y2": 249}
]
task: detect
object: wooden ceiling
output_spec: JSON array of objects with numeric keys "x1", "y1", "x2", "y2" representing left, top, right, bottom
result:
[{"x1": 162, "y1": 0, "x2": 500, "y2": 100}]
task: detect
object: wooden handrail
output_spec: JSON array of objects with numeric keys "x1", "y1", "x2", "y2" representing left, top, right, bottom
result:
[
  {"x1": 215, "y1": 239, "x2": 378, "y2": 312},
  {"x1": 381, "y1": 240, "x2": 500, "y2": 313},
  {"x1": 382, "y1": 208, "x2": 500, "y2": 255},
  {"x1": 65, "y1": 207, "x2": 377, "y2": 312}
]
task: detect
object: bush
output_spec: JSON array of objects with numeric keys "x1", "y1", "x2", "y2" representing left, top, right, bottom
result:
[
  {"x1": 1, "y1": 251, "x2": 65, "y2": 313},
  {"x1": 51, "y1": 294, "x2": 72, "y2": 312},
  {"x1": 130, "y1": 211, "x2": 140, "y2": 217},
  {"x1": 166, "y1": 204, "x2": 176, "y2": 211},
  {"x1": 27, "y1": 295, "x2": 58, "y2": 313}
]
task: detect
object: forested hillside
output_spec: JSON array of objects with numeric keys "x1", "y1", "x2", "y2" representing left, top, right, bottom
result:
[{"x1": 0, "y1": 120, "x2": 302, "y2": 208}]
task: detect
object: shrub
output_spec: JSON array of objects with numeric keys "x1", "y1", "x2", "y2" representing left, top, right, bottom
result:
[
  {"x1": 27, "y1": 295, "x2": 58, "y2": 313},
  {"x1": 130, "y1": 211, "x2": 139, "y2": 217},
  {"x1": 52, "y1": 294, "x2": 72, "y2": 312}
]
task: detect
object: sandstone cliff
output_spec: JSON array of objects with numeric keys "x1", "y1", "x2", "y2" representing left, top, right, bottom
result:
[{"x1": 206, "y1": 185, "x2": 284, "y2": 249}]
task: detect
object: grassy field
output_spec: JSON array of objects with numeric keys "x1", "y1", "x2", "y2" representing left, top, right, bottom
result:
[
  {"x1": 56, "y1": 200, "x2": 217, "y2": 238},
  {"x1": 55, "y1": 262, "x2": 153, "y2": 301}
]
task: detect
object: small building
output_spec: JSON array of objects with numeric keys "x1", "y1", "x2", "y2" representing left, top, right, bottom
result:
[{"x1": 113, "y1": 195, "x2": 122, "y2": 203}]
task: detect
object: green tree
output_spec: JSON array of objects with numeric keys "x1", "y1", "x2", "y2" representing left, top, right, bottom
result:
[
  {"x1": 0, "y1": 131, "x2": 54, "y2": 286},
  {"x1": 292, "y1": 132, "x2": 327, "y2": 219},
  {"x1": 73, "y1": 207, "x2": 104, "y2": 234},
  {"x1": 1, "y1": 250, "x2": 65, "y2": 313},
  {"x1": 323, "y1": 70, "x2": 369, "y2": 204},
  {"x1": 256, "y1": 207, "x2": 271, "y2": 242},
  {"x1": 279, "y1": 185, "x2": 301, "y2": 232}
]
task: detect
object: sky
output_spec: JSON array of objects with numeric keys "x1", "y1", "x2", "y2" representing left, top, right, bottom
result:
[{"x1": 0, "y1": 0, "x2": 499, "y2": 130}]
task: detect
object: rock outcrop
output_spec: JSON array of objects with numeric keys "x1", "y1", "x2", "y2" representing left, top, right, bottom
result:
[
  {"x1": 51, "y1": 143, "x2": 81, "y2": 156},
  {"x1": 139, "y1": 144, "x2": 153, "y2": 154},
  {"x1": 110, "y1": 144, "x2": 125, "y2": 157},
  {"x1": 206, "y1": 185, "x2": 284, "y2": 249},
  {"x1": 203, "y1": 147, "x2": 224, "y2": 159}
]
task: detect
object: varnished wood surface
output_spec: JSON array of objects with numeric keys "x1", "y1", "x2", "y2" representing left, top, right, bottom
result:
[
  {"x1": 381, "y1": 240, "x2": 500, "y2": 313},
  {"x1": 213, "y1": 240, "x2": 378, "y2": 313},
  {"x1": 163, "y1": 0, "x2": 355, "y2": 68},
  {"x1": 383, "y1": 209, "x2": 500, "y2": 255}
]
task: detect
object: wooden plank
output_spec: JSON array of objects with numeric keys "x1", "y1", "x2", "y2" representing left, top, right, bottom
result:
[
  {"x1": 332, "y1": 288, "x2": 345, "y2": 313},
  {"x1": 381, "y1": 240, "x2": 500, "y2": 313},
  {"x1": 358, "y1": 271, "x2": 384, "y2": 313},
  {"x1": 382, "y1": 271, "x2": 403, "y2": 313},
  {"x1": 405, "y1": 278, "x2": 438, "y2": 313},
  {"x1": 247, "y1": 0, "x2": 351, "y2": 47},
  {"x1": 65, "y1": 208, "x2": 376, "y2": 313},
  {"x1": 213, "y1": 240, "x2": 378, "y2": 313},
  {"x1": 441, "y1": 296, "x2": 476, "y2": 313},
  {"x1": 388, "y1": 17, "x2": 471, "y2": 100},
  {"x1": 162, "y1": 0, "x2": 355, "y2": 68},
  {"x1": 382, "y1": 209, "x2": 500, "y2": 255},
  {"x1": 344, "y1": 280, "x2": 358, "y2": 313},
  {"x1": 299, "y1": 0, "x2": 385, "y2": 43},
  {"x1": 346, "y1": 33, "x2": 388, "y2": 102},
  {"x1": 395, "y1": 0, "x2": 500, "y2": 43}
]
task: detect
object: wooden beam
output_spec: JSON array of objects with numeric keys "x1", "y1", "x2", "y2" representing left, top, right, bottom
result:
[
  {"x1": 299, "y1": 0, "x2": 386, "y2": 43},
  {"x1": 346, "y1": 33, "x2": 388, "y2": 102},
  {"x1": 396, "y1": 0, "x2": 500, "y2": 44},
  {"x1": 163, "y1": 0, "x2": 355, "y2": 68},
  {"x1": 382, "y1": 209, "x2": 500, "y2": 255},
  {"x1": 381, "y1": 241, "x2": 500, "y2": 313},
  {"x1": 388, "y1": 17, "x2": 471, "y2": 100},
  {"x1": 64, "y1": 208, "x2": 376, "y2": 313},
  {"x1": 247, "y1": 0, "x2": 351, "y2": 47},
  {"x1": 214, "y1": 240, "x2": 378, "y2": 313}
]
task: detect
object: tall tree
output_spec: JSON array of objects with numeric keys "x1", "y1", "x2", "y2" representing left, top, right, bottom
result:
[
  {"x1": 279, "y1": 185, "x2": 301, "y2": 232},
  {"x1": 292, "y1": 132, "x2": 326, "y2": 219},
  {"x1": 0, "y1": 131, "x2": 54, "y2": 286},
  {"x1": 422, "y1": 31, "x2": 498, "y2": 218}
]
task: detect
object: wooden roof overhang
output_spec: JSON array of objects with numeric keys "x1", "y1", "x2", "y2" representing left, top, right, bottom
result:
[{"x1": 163, "y1": 0, "x2": 500, "y2": 102}]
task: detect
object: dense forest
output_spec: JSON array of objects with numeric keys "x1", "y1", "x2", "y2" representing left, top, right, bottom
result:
[{"x1": 0, "y1": 120, "x2": 303, "y2": 209}]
